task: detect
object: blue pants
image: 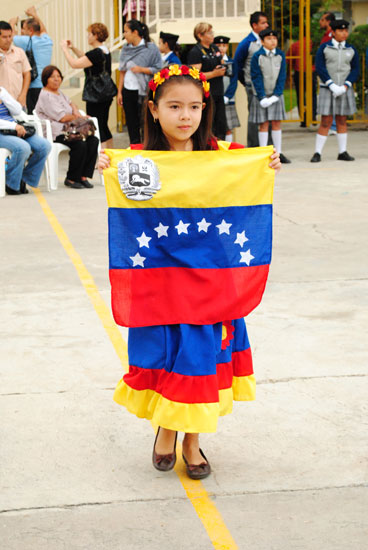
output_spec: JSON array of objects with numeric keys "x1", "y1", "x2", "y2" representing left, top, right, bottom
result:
[{"x1": 0, "y1": 133, "x2": 51, "y2": 191}]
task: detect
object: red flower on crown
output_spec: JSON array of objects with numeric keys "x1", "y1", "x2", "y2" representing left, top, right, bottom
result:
[
  {"x1": 160, "y1": 68, "x2": 170, "y2": 79},
  {"x1": 181, "y1": 65, "x2": 190, "y2": 75}
]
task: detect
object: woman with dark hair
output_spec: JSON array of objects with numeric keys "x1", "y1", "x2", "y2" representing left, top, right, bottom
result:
[
  {"x1": 36, "y1": 65, "x2": 99, "y2": 189},
  {"x1": 60, "y1": 22, "x2": 114, "y2": 147},
  {"x1": 187, "y1": 22, "x2": 227, "y2": 140},
  {"x1": 117, "y1": 20, "x2": 162, "y2": 144}
]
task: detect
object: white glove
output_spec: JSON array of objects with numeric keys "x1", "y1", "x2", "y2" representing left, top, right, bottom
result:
[
  {"x1": 329, "y1": 82, "x2": 344, "y2": 98},
  {"x1": 224, "y1": 96, "x2": 229, "y2": 105},
  {"x1": 338, "y1": 85, "x2": 347, "y2": 95},
  {"x1": 260, "y1": 97, "x2": 271, "y2": 108},
  {"x1": 268, "y1": 95, "x2": 279, "y2": 105}
]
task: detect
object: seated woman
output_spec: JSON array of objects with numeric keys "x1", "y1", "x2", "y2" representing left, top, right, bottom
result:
[
  {"x1": 35, "y1": 65, "x2": 99, "y2": 190},
  {"x1": 0, "y1": 86, "x2": 51, "y2": 195}
]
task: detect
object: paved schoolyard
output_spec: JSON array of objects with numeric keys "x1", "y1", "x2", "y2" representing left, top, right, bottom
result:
[{"x1": 0, "y1": 128, "x2": 367, "y2": 549}]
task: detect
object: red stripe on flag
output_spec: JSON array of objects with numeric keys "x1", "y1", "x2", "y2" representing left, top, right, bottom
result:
[
  {"x1": 123, "y1": 348, "x2": 253, "y2": 403},
  {"x1": 110, "y1": 265, "x2": 269, "y2": 327}
]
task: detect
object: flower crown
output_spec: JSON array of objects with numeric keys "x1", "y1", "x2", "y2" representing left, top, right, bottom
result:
[{"x1": 148, "y1": 64, "x2": 210, "y2": 99}]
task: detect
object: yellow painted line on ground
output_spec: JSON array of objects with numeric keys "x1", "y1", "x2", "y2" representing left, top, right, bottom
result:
[{"x1": 33, "y1": 187, "x2": 238, "y2": 550}]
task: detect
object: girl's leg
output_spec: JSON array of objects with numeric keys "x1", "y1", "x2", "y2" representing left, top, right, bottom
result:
[
  {"x1": 335, "y1": 116, "x2": 353, "y2": 160},
  {"x1": 154, "y1": 427, "x2": 177, "y2": 454},
  {"x1": 311, "y1": 115, "x2": 333, "y2": 161},
  {"x1": 258, "y1": 121, "x2": 268, "y2": 147},
  {"x1": 182, "y1": 433, "x2": 207, "y2": 465},
  {"x1": 271, "y1": 120, "x2": 282, "y2": 153}
]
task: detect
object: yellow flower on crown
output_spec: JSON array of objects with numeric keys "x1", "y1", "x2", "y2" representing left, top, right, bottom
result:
[
  {"x1": 203, "y1": 81, "x2": 210, "y2": 95},
  {"x1": 153, "y1": 72, "x2": 165, "y2": 86},
  {"x1": 168, "y1": 64, "x2": 181, "y2": 76},
  {"x1": 189, "y1": 67, "x2": 200, "y2": 80}
]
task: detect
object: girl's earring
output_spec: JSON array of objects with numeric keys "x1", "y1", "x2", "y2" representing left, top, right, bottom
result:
[{"x1": 153, "y1": 117, "x2": 158, "y2": 124}]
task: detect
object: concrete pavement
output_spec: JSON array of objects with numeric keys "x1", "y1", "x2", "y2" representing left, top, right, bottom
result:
[{"x1": 1, "y1": 128, "x2": 367, "y2": 549}]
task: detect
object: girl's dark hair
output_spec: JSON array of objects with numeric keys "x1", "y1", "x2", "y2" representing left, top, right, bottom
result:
[
  {"x1": 126, "y1": 19, "x2": 151, "y2": 43},
  {"x1": 42, "y1": 65, "x2": 63, "y2": 87},
  {"x1": 143, "y1": 74, "x2": 214, "y2": 151}
]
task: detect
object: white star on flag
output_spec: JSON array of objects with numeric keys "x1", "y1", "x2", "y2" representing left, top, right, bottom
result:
[
  {"x1": 197, "y1": 218, "x2": 212, "y2": 232},
  {"x1": 130, "y1": 252, "x2": 146, "y2": 267},
  {"x1": 239, "y1": 249, "x2": 255, "y2": 266},
  {"x1": 175, "y1": 220, "x2": 190, "y2": 234},
  {"x1": 234, "y1": 231, "x2": 249, "y2": 248},
  {"x1": 136, "y1": 232, "x2": 151, "y2": 248},
  {"x1": 216, "y1": 219, "x2": 232, "y2": 235},
  {"x1": 154, "y1": 223, "x2": 169, "y2": 238}
]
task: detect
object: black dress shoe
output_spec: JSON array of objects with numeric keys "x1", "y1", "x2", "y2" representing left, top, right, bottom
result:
[
  {"x1": 5, "y1": 185, "x2": 21, "y2": 195},
  {"x1": 64, "y1": 178, "x2": 84, "y2": 189},
  {"x1": 80, "y1": 179, "x2": 94, "y2": 188},
  {"x1": 20, "y1": 180, "x2": 29, "y2": 194},
  {"x1": 337, "y1": 151, "x2": 355, "y2": 161},
  {"x1": 182, "y1": 449, "x2": 211, "y2": 480},
  {"x1": 152, "y1": 427, "x2": 178, "y2": 472},
  {"x1": 279, "y1": 153, "x2": 291, "y2": 164},
  {"x1": 310, "y1": 152, "x2": 321, "y2": 163}
]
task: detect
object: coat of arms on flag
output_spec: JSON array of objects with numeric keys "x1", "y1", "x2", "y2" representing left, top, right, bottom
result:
[{"x1": 104, "y1": 145, "x2": 274, "y2": 328}]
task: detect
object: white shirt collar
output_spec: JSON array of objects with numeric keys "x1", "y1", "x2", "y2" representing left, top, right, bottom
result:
[
  {"x1": 252, "y1": 30, "x2": 261, "y2": 44},
  {"x1": 265, "y1": 48, "x2": 276, "y2": 56},
  {"x1": 162, "y1": 51, "x2": 172, "y2": 61},
  {"x1": 332, "y1": 38, "x2": 346, "y2": 48}
]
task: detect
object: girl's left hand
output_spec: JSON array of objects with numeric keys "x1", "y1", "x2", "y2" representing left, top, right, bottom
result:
[
  {"x1": 98, "y1": 151, "x2": 110, "y2": 174},
  {"x1": 269, "y1": 149, "x2": 281, "y2": 174}
]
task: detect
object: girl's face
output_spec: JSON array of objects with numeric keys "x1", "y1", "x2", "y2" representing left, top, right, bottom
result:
[
  {"x1": 333, "y1": 28, "x2": 349, "y2": 42},
  {"x1": 262, "y1": 35, "x2": 278, "y2": 51},
  {"x1": 124, "y1": 24, "x2": 138, "y2": 44},
  {"x1": 149, "y1": 82, "x2": 205, "y2": 151},
  {"x1": 216, "y1": 43, "x2": 228, "y2": 56},
  {"x1": 158, "y1": 38, "x2": 169, "y2": 54}
]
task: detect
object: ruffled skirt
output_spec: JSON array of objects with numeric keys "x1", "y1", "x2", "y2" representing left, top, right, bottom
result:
[{"x1": 113, "y1": 319, "x2": 255, "y2": 433}]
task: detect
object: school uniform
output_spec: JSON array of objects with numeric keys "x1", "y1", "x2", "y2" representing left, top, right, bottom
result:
[
  {"x1": 315, "y1": 38, "x2": 359, "y2": 116},
  {"x1": 162, "y1": 51, "x2": 181, "y2": 67},
  {"x1": 249, "y1": 46, "x2": 287, "y2": 123},
  {"x1": 222, "y1": 53, "x2": 240, "y2": 130}
]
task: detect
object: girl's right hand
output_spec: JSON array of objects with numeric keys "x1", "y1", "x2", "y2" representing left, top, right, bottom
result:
[{"x1": 98, "y1": 151, "x2": 110, "y2": 174}]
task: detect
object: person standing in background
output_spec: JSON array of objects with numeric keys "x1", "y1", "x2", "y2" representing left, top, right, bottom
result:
[
  {"x1": 319, "y1": 11, "x2": 337, "y2": 135},
  {"x1": 61, "y1": 23, "x2": 114, "y2": 148},
  {"x1": 118, "y1": 20, "x2": 162, "y2": 145},
  {"x1": 9, "y1": 6, "x2": 53, "y2": 114},
  {"x1": 233, "y1": 11, "x2": 269, "y2": 147},
  {"x1": 0, "y1": 21, "x2": 31, "y2": 109},
  {"x1": 187, "y1": 22, "x2": 227, "y2": 140},
  {"x1": 214, "y1": 35, "x2": 241, "y2": 143},
  {"x1": 159, "y1": 32, "x2": 181, "y2": 66}
]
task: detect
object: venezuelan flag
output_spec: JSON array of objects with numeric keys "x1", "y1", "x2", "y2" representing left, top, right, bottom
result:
[{"x1": 104, "y1": 144, "x2": 274, "y2": 328}]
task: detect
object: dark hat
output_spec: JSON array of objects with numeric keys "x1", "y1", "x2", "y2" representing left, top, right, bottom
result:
[
  {"x1": 330, "y1": 19, "x2": 349, "y2": 31},
  {"x1": 214, "y1": 35, "x2": 230, "y2": 44},
  {"x1": 159, "y1": 31, "x2": 179, "y2": 42},
  {"x1": 259, "y1": 28, "x2": 278, "y2": 40}
]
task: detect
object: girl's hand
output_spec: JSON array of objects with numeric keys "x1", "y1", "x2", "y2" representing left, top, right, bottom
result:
[
  {"x1": 130, "y1": 66, "x2": 142, "y2": 73},
  {"x1": 98, "y1": 151, "x2": 110, "y2": 174},
  {"x1": 269, "y1": 149, "x2": 281, "y2": 174}
]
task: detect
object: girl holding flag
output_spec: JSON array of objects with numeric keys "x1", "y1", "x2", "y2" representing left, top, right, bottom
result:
[{"x1": 99, "y1": 65, "x2": 280, "y2": 479}]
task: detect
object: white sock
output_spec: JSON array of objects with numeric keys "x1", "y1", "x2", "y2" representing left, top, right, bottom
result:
[
  {"x1": 225, "y1": 133, "x2": 233, "y2": 142},
  {"x1": 258, "y1": 132, "x2": 268, "y2": 147},
  {"x1": 337, "y1": 133, "x2": 347, "y2": 154},
  {"x1": 315, "y1": 134, "x2": 327, "y2": 154},
  {"x1": 271, "y1": 130, "x2": 282, "y2": 153}
]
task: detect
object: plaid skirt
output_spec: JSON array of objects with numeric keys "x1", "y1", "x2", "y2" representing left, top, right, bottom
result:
[
  {"x1": 225, "y1": 103, "x2": 240, "y2": 130},
  {"x1": 249, "y1": 94, "x2": 286, "y2": 123},
  {"x1": 317, "y1": 86, "x2": 356, "y2": 116}
]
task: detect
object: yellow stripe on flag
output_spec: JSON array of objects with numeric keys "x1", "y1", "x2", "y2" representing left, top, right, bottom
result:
[{"x1": 104, "y1": 145, "x2": 274, "y2": 209}]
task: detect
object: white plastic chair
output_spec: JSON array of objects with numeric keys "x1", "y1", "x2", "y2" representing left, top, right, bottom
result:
[
  {"x1": 33, "y1": 110, "x2": 101, "y2": 191},
  {"x1": 0, "y1": 148, "x2": 12, "y2": 198}
]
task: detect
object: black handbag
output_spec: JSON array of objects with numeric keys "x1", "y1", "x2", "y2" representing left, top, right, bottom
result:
[
  {"x1": 82, "y1": 53, "x2": 117, "y2": 103},
  {"x1": 0, "y1": 124, "x2": 36, "y2": 138},
  {"x1": 26, "y1": 37, "x2": 38, "y2": 82}
]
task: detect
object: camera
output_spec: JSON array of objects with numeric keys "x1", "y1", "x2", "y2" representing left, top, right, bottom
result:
[{"x1": 223, "y1": 61, "x2": 233, "y2": 77}]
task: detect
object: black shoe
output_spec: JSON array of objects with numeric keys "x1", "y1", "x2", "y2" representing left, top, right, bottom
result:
[
  {"x1": 64, "y1": 178, "x2": 84, "y2": 189},
  {"x1": 152, "y1": 427, "x2": 178, "y2": 472},
  {"x1": 80, "y1": 179, "x2": 94, "y2": 188},
  {"x1": 5, "y1": 185, "x2": 21, "y2": 195},
  {"x1": 279, "y1": 153, "x2": 291, "y2": 164},
  {"x1": 337, "y1": 151, "x2": 355, "y2": 161},
  {"x1": 310, "y1": 152, "x2": 321, "y2": 163},
  {"x1": 20, "y1": 180, "x2": 29, "y2": 194},
  {"x1": 182, "y1": 449, "x2": 211, "y2": 480},
  {"x1": 300, "y1": 122, "x2": 307, "y2": 128}
]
